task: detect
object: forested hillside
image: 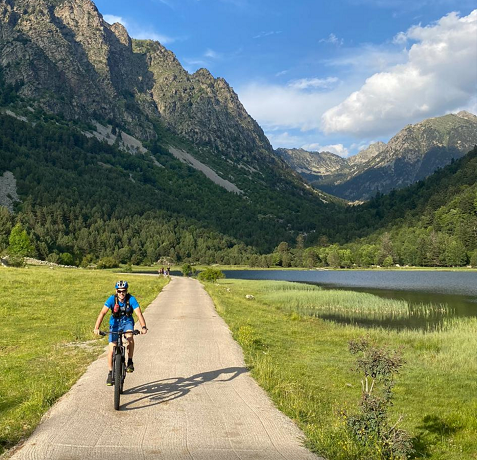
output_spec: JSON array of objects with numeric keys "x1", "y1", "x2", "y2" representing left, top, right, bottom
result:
[
  {"x1": 0, "y1": 108, "x2": 344, "y2": 265},
  {"x1": 1, "y1": 103, "x2": 474, "y2": 268},
  {"x1": 298, "y1": 147, "x2": 477, "y2": 268}
]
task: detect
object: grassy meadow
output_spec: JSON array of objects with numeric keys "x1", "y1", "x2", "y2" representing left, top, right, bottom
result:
[
  {"x1": 0, "y1": 266, "x2": 167, "y2": 455},
  {"x1": 204, "y1": 279, "x2": 477, "y2": 460}
]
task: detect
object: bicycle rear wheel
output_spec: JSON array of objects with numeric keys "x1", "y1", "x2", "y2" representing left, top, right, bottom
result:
[{"x1": 113, "y1": 353, "x2": 122, "y2": 410}]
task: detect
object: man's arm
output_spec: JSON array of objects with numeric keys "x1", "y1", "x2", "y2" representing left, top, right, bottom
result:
[
  {"x1": 94, "y1": 305, "x2": 110, "y2": 334},
  {"x1": 135, "y1": 308, "x2": 148, "y2": 334}
]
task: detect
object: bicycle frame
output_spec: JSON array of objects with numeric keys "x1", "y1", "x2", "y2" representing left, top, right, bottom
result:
[{"x1": 99, "y1": 329, "x2": 140, "y2": 410}]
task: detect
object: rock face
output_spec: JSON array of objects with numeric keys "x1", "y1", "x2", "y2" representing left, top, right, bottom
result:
[
  {"x1": 275, "y1": 148, "x2": 348, "y2": 177},
  {"x1": 278, "y1": 112, "x2": 477, "y2": 200},
  {"x1": 348, "y1": 142, "x2": 386, "y2": 166},
  {"x1": 0, "y1": 0, "x2": 278, "y2": 171}
]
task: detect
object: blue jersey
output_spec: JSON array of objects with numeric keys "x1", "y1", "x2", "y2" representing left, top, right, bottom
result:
[{"x1": 105, "y1": 294, "x2": 140, "y2": 325}]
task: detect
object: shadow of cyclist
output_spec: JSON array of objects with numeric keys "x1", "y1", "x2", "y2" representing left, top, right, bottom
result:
[{"x1": 121, "y1": 366, "x2": 248, "y2": 410}]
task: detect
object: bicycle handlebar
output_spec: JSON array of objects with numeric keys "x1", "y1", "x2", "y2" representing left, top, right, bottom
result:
[{"x1": 98, "y1": 330, "x2": 141, "y2": 336}]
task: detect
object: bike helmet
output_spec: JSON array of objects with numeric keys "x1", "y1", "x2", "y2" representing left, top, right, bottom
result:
[{"x1": 115, "y1": 280, "x2": 128, "y2": 290}]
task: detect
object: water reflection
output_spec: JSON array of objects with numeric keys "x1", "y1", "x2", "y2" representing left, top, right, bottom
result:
[{"x1": 223, "y1": 269, "x2": 477, "y2": 330}]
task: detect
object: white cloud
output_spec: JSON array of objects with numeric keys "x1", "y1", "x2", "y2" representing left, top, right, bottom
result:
[
  {"x1": 319, "y1": 33, "x2": 344, "y2": 46},
  {"x1": 133, "y1": 31, "x2": 176, "y2": 44},
  {"x1": 103, "y1": 15, "x2": 128, "y2": 27},
  {"x1": 253, "y1": 31, "x2": 282, "y2": 39},
  {"x1": 238, "y1": 82, "x2": 349, "y2": 131},
  {"x1": 300, "y1": 143, "x2": 350, "y2": 157},
  {"x1": 288, "y1": 77, "x2": 339, "y2": 90},
  {"x1": 204, "y1": 49, "x2": 221, "y2": 59},
  {"x1": 323, "y1": 45, "x2": 409, "y2": 73},
  {"x1": 103, "y1": 14, "x2": 175, "y2": 44},
  {"x1": 322, "y1": 10, "x2": 477, "y2": 137},
  {"x1": 266, "y1": 131, "x2": 305, "y2": 148}
]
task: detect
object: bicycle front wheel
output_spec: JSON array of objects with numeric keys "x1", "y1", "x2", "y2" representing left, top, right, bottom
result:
[{"x1": 113, "y1": 353, "x2": 122, "y2": 410}]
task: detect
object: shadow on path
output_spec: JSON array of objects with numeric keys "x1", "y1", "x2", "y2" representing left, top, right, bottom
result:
[{"x1": 122, "y1": 367, "x2": 248, "y2": 410}]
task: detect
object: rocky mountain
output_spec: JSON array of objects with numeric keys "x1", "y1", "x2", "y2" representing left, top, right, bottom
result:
[
  {"x1": 278, "y1": 112, "x2": 477, "y2": 201},
  {"x1": 347, "y1": 142, "x2": 386, "y2": 166},
  {"x1": 275, "y1": 148, "x2": 349, "y2": 182},
  {"x1": 0, "y1": 0, "x2": 344, "y2": 258},
  {"x1": 0, "y1": 0, "x2": 291, "y2": 179}
]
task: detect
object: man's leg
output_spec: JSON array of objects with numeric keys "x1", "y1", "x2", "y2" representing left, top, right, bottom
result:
[
  {"x1": 125, "y1": 332, "x2": 134, "y2": 372},
  {"x1": 108, "y1": 342, "x2": 115, "y2": 370},
  {"x1": 107, "y1": 326, "x2": 118, "y2": 385}
]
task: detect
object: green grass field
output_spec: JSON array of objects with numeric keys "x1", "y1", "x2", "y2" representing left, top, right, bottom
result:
[
  {"x1": 204, "y1": 279, "x2": 477, "y2": 460},
  {"x1": 0, "y1": 266, "x2": 167, "y2": 455}
]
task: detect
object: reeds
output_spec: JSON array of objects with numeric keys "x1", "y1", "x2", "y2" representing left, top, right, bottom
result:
[{"x1": 261, "y1": 283, "x2": 453, "y2": 324}]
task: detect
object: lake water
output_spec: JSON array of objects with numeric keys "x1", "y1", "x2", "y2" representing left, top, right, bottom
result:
[{"x1": 222, "y1": 269, "x2": 477, "y2": 328}]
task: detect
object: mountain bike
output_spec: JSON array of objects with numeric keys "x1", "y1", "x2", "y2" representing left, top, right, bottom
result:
[{"x1": 100, "y1": 329, "x2": 140, "y2": 410}]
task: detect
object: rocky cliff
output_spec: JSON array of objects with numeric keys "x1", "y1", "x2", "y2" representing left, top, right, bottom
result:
[
  {"x1": 275, "y1": 148, "x2": 348, "y2": 177},
  {"x1": 0, "y1": 0, "x2": 280, "y2": 173}
]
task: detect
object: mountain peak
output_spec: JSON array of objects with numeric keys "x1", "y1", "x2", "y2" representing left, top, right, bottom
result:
[
  {"x1": 109, "y1": 22, "x2": 132, "y2": 48},
  {"x1": 193, "y1": 68, "x2": 214, "y2": 81},
  {"x1": 456, "y1": 110, "x2": 477, "y2": 122}
]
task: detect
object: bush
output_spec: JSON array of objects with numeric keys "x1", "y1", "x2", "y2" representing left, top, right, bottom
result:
[
  {"x1": 198, "y1": 267, "x2": 225, "y2": 282},
  {"x1": 59, "y1": 252, "x2": 74, "y2": 266},
  {"x1": 343, "y1": 338, "x2": 413, "y2": 459},
  {"x1": 97, "y1": 257, "x2": 119, "y2": 269},
  {"x1": 5, "y1": 255, "x2": 25, "y2": 267},
  {"x1": 181, "y1": 263, "x2": 197, "y2": 277},
  {"x1": 47, "y1": 253, "x2": 60, "y2": 264}
]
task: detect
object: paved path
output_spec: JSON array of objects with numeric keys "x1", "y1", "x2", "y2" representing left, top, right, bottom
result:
[{"x1": 10, "y1": 277, "x2": 322, "y2": 460}]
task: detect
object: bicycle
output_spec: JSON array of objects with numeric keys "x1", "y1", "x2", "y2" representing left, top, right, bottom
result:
[{"x1": 99, "y1": 329, "x2": 140, "y2": 410}]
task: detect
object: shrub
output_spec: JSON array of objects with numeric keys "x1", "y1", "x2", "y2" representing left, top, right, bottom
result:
[
  {"x1": 59, "y1": 252, "x2": 74, "y2": 266},
  {"x1": 97, "y1": 257, "x2": 119, "y2": 269},
  {"x1": 181, "y1": 263, "x2": 192, "y2": 276},
  {"x1": 5, "y1": 255, "x2": 25, "y2": 267},
  {"x1": 47, "y1": 253, "x2": 60, "y2": 264},
  {"x1": 198, "y1": 267, "x2": 225, "y2": 282},
  {"x1": 343, "y1": 337, "x2": 413, "y2": 459}
]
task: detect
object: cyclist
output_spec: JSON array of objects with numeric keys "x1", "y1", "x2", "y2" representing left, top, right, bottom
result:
[{"x1": 94, "y1": 280, "x2": 148, "y2": 385}]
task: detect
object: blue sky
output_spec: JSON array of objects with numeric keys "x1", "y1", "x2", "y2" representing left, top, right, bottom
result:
[{"x1": 95, "y1": 0, "x2": 477, "y2": 157}]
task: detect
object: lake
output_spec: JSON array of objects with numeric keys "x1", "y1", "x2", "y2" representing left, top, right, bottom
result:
[{"x1": 222, "y1": 269, "x2": 477, "y2": 328}]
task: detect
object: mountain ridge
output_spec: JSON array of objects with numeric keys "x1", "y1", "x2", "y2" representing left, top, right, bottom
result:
[
  {"x1": 277, "y1": 111, "x2": 477, "y2": 200},
  {"x1": 0, "y1": 0, "x2": 288, "y2": 178}
]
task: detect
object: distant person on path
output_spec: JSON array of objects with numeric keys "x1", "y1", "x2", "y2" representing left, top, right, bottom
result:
[{"x1": 94, "y1": 280, "x2": 148, "y2": 385}]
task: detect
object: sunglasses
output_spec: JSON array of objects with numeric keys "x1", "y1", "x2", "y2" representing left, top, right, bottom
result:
[{"x1": 117, "y1": 289, "x2": 127, "y2": 294}]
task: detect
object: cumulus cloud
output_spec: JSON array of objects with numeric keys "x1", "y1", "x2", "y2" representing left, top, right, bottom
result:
[
  {"x1": 321, "y1": 10, "x2": 477, "y2": 137},
  {"x1": 301, "y1": 143, "x2": 350, "y2": 157}
]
